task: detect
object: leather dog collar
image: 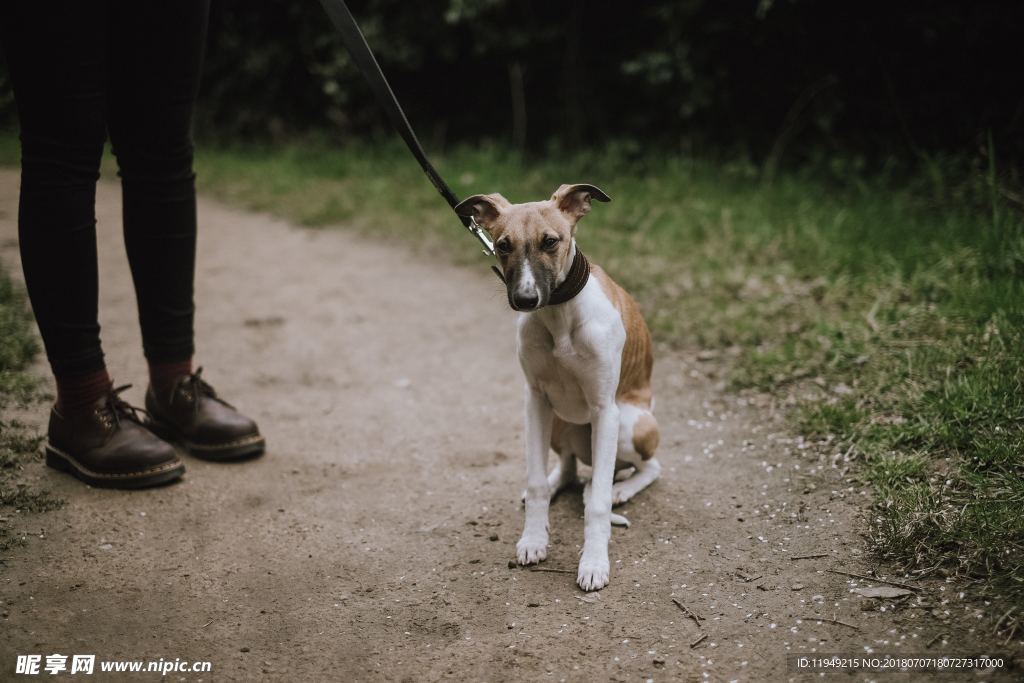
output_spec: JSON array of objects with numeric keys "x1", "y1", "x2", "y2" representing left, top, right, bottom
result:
[{"x1": 546, "y1": 248, "x2": 590, "y2": 306}]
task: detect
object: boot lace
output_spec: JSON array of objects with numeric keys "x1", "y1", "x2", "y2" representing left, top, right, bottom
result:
[
  {"x1": 97, "y1": 385, "x2": 150, "y2": 429},
  {"x1": 174, "y1": 367, "x2": 235, "y2": 414}
]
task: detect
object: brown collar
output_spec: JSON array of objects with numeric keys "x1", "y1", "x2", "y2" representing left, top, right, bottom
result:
[{"x1": 547, "y1": 247, "x2": 590, "y2": 306}]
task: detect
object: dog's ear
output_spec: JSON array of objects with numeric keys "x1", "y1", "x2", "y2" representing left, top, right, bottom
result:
[
  {"x1": 551, "y1": 183, "x2": 611, "y2": 221},
  {"x1": 454, "y1": 193, "x2": 509, "y2": 233}
]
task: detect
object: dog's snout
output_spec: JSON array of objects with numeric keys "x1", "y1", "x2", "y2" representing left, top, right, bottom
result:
[
  {"x1": 508, "y1": 260, "x2": 543, "y2": 311},
  {"x1": 512, "y1": 292, "x2": 540, "y2": 310}
]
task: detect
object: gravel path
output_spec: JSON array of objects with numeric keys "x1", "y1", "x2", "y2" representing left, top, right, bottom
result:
[{"x1": 0, "y1": 169, "x2": 1014, "y2": 681}]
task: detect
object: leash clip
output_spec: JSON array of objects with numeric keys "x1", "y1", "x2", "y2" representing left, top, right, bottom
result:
[
  {"x1": 468, "y1": 216, "x2": 504, "y2": 282},
  {"x1": 468, "y1": 216, "x2": 495, "y2": 256}
]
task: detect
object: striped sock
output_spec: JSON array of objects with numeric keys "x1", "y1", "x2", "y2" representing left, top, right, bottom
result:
[
  {"x1": 148, "y1": 358, "x2": 193, "y2": 394},
  {"x1": 55, "y1": 369, "x2": 113, "y2": 416}
]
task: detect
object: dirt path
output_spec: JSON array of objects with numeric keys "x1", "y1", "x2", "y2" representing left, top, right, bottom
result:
[{"x1": 0, "y1": 169, "x2": 1015, "y2": 681}]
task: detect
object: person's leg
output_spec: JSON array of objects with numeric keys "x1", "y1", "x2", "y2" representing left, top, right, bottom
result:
[
  {"x1": 106, "y1": 0, "x2": 210, "y2": 390},
  {"x1": 0, "y1": 1, "x2": 112, "y2": 410},
  {"x1": 0, "y1": 2, "x2": 185, "y2": 488},
  {"x1": 108, "y1": 1, "x2": 264, "y2": 461}
]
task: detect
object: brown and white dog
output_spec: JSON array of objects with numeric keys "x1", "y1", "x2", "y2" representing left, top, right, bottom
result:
[{"x1": 455, "y1": 184, "x2": 661, "y2": 591}]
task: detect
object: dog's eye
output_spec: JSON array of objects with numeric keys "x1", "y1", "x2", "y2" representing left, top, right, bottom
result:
[
  {"x1": 541, "y1": 235, "x2": 560, "y2": 251},
  {"x1": 496, "y1": 240, "x2": 513, "y2": 255}
]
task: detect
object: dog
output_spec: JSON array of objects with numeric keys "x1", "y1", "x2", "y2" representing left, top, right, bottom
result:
[{"x1": 455, "y1": 183, "x2": 661, "y2": 591}]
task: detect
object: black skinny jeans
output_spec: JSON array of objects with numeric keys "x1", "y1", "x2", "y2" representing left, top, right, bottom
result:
[{"x1": 0, "y1": 1, "x2": 209, "y2": 380}]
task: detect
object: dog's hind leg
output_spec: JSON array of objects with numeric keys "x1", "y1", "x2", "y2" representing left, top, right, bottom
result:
[
  {"x1": 612, "y1": 457, "x2": 662, "y2": 506},
  {"x1": 549, "y1": 418, "x2": 588, "y2": 497},
  {"x1": 611, "y1": 403, "x2": 661, "y2": 506}
]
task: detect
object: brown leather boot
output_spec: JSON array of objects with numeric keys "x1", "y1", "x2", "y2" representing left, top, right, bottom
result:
[
  {"x1": 46, "y1": 386, "x2": 185, "y2": 489},
  {"x1": 145, "y1": 368, "x2": 265, "y2": 461}
]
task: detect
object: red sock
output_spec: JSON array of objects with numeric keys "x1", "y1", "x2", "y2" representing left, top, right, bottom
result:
[
  {"x1": 148, "y1": 358, "x2": 193, "y2": 394},
  {"x1": 55, "y1": 369, "x2": 113, "y2": 416}
]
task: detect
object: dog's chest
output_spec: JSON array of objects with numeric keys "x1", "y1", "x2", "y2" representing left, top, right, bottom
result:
[
  {"x1": 517, "y1": 288, "x2": 624, "y2": 425},
  {"x1": 522, "y1": 333, "x2": 593, "y2": 423}
]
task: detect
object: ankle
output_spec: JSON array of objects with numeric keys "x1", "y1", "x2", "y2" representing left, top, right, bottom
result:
[
  {"x1": 55, "y1": 369, "x2": 113, "y2": 416},
  {"x1": 148, "y1": 359, "x2": 193, "y2": 395}
]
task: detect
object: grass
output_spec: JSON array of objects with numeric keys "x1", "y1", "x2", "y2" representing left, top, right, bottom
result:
[
  {"x1": 0, "y1": 261, "x2": 62, "y2": 551},
  {"x1": 192, "y1": 136, "x2": 1023, "y2": 635},
  {"x1": 0, "y1": 125, "x2": 62, "y2": 535}
]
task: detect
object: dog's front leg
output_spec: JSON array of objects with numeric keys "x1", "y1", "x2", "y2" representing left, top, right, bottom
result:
[
  {"x1": 578, "y1": 403, "x2": 619, "y2": 591},
  {"x1": 516, "y1": 386, "x2": 553, "y2": 565}
]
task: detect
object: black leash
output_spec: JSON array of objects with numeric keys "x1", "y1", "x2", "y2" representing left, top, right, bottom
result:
[{"x1": 316, "y1": 0, "x2": 498, "y2": 265}]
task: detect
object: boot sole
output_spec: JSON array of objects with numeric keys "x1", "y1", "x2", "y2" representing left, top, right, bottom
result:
[
  {"x1": 146, "y1": 420, "x2": 266, "y2": 462},
  {"x1": 45, "y1": 444, "x2": 185, "y2": 490}
]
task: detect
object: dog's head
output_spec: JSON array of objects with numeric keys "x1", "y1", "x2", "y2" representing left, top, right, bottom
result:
[{"x1": 455, "y1": 183, "x2": 610, "y2": 311}]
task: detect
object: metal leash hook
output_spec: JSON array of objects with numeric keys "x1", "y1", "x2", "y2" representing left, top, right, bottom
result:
[
  {"x1": 468, "y1": 216, "x2": 495, "y2": 256},
  {"x1": 473, "y1": 215, "x2": 507, "y2": 282},
  {"x1": 469, "y1": 216, "x2": 505, "y2": 282}
]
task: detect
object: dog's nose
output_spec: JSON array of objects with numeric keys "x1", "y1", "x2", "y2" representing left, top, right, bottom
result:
[{"x1": 512, "y1": 292, "x2": 540, "y2": 310}]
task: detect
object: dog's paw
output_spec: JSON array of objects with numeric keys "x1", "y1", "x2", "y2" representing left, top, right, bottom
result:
[
  {"x1": 612, "y1": 481, "x2": 638, "y2": 506},
  {"x1": 577, "y1": 554, "x2": 610, "y2": 591},
  {"x1": 516, "y1": 535, "x2": 549, "y2": 565}
]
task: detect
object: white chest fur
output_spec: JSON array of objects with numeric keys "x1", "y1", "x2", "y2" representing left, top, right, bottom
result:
[{"x1": 515, "y1": 278, "x2": 626, "y2": 424}]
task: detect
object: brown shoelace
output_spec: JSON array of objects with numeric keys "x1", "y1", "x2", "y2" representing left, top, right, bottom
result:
[
  {"x1": 98, "y1": 385, "x2": 150, "y2": 429},
  {"x1": 172, "y1": 367, "x2": 236, "y2": 414}
]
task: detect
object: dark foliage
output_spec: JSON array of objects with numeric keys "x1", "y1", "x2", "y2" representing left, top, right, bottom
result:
[{"x1": 2, "y1": 0, "x2": 1023, "y2": 165}]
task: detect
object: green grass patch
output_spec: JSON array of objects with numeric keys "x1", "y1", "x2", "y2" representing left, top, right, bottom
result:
[
  {"x1": 0, "y1": 129, "x2": 66, "y2": 544},
  {"x1": 0, "y1": 260, "x2": 61, "y2": 549},
  {"x1": 191, "y1": 137, "x2": 1023, "y2": 634},
  {"x1": 0, "y1": 271, "x2": 39, "y2": 403}
]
